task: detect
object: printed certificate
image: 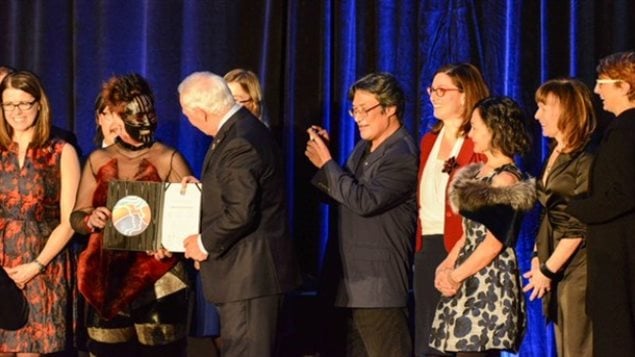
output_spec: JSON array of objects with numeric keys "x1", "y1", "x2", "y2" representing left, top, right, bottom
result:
[
  {"x1": 104, "y1": 181, "x2": 201, "y2": 252},
  {"x1": 159, "y1": 183, "x2": 201, "y2": 252}
]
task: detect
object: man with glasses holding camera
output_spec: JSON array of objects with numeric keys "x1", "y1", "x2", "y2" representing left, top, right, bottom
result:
[{"x1": 305, "y1": 72, "x2": 418, "y2": 357}]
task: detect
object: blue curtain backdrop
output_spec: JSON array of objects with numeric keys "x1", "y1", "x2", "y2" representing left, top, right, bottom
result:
[{"x1": 1, "y1": 1, "x2": 633, "y2": 355}]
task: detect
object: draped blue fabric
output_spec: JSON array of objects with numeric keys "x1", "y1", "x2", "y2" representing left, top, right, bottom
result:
[{"x1": 2, "y1": 1, "x2": 634, "y2": 355}]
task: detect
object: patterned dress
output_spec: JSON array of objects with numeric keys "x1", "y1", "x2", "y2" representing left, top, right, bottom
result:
[
  {"x1": 0, "y1": 138, "x2": 73, "y2": 353},
  {"x1": 429, "y1": 165, "x2": 526, "y2": 353}
]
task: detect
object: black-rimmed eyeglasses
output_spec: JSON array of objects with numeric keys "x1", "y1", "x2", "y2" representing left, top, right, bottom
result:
[
  {"x1": 1, "y1": 100, "x2": 37, "y2": 112},
  {"x1": 348, "y1": 103, "x2": 382, "y2": 118}
]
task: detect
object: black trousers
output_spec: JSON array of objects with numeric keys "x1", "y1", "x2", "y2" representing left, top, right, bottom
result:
[
  {"x1": 587, "y1": 224, "x2": 635, "y2": 357},
  {"x1": 345, "y1": 307, "x2": 411, "y2": 357},
  {"x1": 216, "y1": 294, "x2": 283, "y2": 357},
  {"x1": 413, "y1": 235, "x2": 454, "y2": 357}
]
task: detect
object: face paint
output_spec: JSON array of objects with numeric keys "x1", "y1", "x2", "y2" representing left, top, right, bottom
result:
[{"x1": 121, "y1": 94, "x2": 157, "y2": 146}]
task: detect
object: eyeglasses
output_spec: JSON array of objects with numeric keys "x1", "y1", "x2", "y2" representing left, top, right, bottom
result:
[
  {"x1": 348, "y1": 103, "x2": 382, "y2": 118},
  {"x1": 1, "y1": 100, "x2": 37, "y2": 112},
  {"x1": 427, "y1": 86, "x2": 461, "y2": 97},
  {"x1": 595, "y1": 78, "x2": 623, "y2": 85}
]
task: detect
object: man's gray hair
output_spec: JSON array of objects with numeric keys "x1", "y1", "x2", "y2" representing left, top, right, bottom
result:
[{"x1": 178, "y1": 71, "x2": 235, "y2": 114}]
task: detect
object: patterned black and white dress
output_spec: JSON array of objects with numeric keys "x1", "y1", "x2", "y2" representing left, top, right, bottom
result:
[{"x1": 429, "y1": 163, "x2": 532, "y2": 353}]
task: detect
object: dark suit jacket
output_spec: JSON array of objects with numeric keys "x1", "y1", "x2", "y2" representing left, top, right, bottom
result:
[
  {"x1": 312, "y1": 126, "x2": 418, "y2": 308},
  {"x1": 198, "y1": 107, "x2": 299, "y2": 303},
  {"x1": 0, "y1": 267, "x2": 28, "y2": 330}
]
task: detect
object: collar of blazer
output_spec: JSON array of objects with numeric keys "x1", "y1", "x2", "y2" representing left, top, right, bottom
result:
[
  {"x1": 211, "y1": 107, "x2": 250, "y2": 149},
  {"x1": 350, "y1": 126, "x2": 411, "y2": 168}
]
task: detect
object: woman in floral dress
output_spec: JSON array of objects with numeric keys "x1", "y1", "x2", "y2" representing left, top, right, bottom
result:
[
  {"x1": 429, "y1": 97, "x2": 535, "y2": 356},
  {"x1": 0, "y1": 71, "x2": 81, "y2": 355}
]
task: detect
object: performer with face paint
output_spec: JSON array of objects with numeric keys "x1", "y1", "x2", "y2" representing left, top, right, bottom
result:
[{"x1": 70, "y1": 74, "x2": 193, "y2": 357}]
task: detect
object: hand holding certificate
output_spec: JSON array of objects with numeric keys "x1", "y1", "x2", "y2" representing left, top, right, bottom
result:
[{"x1": 104, "y1": 181, "x2": 202, "y2": 252}]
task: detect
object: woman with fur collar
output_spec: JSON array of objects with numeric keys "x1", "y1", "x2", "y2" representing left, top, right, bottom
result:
[{"x1": 429, "y1": 97, "x2": 534, "y2": 356}]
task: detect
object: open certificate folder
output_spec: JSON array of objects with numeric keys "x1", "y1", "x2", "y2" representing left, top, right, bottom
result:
[{"x1": 103, "y1": 181, "x2": 202, "y2": 252}]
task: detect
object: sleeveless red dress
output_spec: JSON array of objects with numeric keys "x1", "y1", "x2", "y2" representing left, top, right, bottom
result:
[
  {"x1": 77, "y1": 158, "x2": 177, "y2": 319},
  {"x1": 0, "y1": 138, "x2": 73, "y2": 353}
]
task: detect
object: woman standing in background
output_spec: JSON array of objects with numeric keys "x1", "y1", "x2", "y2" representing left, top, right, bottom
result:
[
  {"x1": 414, "y1": 63, "x2": 489, "y2": 357},
  {"x1": 567, "y1": 51, "x2": 635, "y2": 356},
  {"x1": 224, "y1": 68, "x2": 269, "y2": 126},
  {"x1": 523, "y1": 78, "x2": 596, "y2": 357}
]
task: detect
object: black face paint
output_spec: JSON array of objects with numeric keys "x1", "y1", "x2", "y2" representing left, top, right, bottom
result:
[{"x1": 122, "y1": 94, "x2": 157, "y2": 146}]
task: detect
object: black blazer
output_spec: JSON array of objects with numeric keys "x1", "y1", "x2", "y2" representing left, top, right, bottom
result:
[
  {"x1": 198, "y1": 107, "x2": 300, "y2": 303},
  {"x1": 567, "y1": 107, "x2": 635, "y2": 314},
  {"x1": 567, "y1": 108, "x2": 635, "y2": 225}
]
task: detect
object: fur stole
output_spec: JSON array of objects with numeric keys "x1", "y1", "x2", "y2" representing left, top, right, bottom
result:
[
  {"x1": 449, "y1": 163, "x2": 536, "y2": 214},
  {"x1": 448, "y1": 163, "x2": 536, "y2": 246}
]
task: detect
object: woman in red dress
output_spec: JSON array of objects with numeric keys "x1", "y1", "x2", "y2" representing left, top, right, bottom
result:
[{"x1": 0, "y1": 70, "x2": 81, "y2": 355}]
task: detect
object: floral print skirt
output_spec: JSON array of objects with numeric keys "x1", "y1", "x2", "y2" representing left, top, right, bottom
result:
[{"x1": 429, "y1": 219, "x2": 526, "y2": 353}]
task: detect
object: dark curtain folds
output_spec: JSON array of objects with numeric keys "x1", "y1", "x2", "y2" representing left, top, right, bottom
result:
[{"x1": 2, "y1": 1, "x2": 633, "y2": 355}]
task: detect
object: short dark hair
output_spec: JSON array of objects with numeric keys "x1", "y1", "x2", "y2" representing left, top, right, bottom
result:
[
  {"x1": 349, "y1": 72, "x2": 405, "y2": 121},
  {"x1": 473, "y1": 96, "x2": 531, "y2": 157}
]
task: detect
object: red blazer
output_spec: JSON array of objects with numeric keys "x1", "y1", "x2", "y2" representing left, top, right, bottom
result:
[{"x1": 415, "y1": 131, "x2": 485, "y2": 252}]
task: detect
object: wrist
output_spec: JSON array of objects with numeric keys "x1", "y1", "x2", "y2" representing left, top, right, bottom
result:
[
  {"x1": 32, "y1": 259, "x2": 46, "y2": 273},
  {"x1": 539, "y1": 261, "x2": 560, "y2": 280},
  {"x1": 448, "y1": 270, "x2": 461, "y2": 286},
  {"x1": 83, "y1": 213, "x2": 95, "y2": 232}
]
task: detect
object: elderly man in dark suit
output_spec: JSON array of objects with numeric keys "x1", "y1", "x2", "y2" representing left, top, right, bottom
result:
[
  {"x1": 178, "y1": 72, "x2": 299, "y2": 357},
  {"x1": 305, "y1": 72, "x2": 418, "y2": 357}
]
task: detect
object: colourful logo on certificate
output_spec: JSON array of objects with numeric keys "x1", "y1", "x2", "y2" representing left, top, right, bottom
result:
[{"x1": 111, "y1": 195, "x2": 152, "y2": 236}]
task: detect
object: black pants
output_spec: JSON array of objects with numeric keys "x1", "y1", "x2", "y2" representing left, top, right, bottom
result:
[
  {"x1": 345, "y1": 307, "x2": 411, "y2": 357},
  {"x1": 216, "y1": 294, "x2": 283, "y2": 357},
  {"x1": 587, "y1": 224, "x2": 635, "y2": 357},
  {"x1": 413, "y1": 235, "x2": 454, "y2": 357}
]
